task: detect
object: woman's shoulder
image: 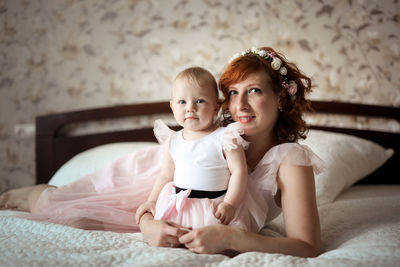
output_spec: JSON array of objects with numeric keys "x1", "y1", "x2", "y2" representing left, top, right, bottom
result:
[
  {"x1": 249, "y1": 142, "x2": 324, "y2": 196},
  {"x1": 258, "y1": 143, "x2": 324, "y2": 173},
  {"x1": 270, "y1": 142, "x2": 310, "y2": 154},
  {"x1": 262, "y1": 142, "x2": 309, "y2": 159}
]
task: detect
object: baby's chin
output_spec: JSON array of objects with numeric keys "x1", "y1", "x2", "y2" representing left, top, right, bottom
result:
[{"x1": 184, "y1": 125, "x2": 214, "y2": 134}]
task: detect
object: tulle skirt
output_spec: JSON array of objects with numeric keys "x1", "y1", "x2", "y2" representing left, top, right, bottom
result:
[
  {"x1": 154, "y1": 182, "x2": 256, "y2": 231},
  {"x1": 19, "y1": 145, "x2": 163, "y2": 232}
]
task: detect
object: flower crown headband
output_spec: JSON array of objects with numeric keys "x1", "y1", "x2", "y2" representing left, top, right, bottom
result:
[{"x1": 229, "y1": 47, "x2": 298, "y2": 97}]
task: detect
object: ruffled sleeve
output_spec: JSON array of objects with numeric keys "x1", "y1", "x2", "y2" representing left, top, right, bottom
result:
[
  {"x1": 280, "y1": 144, "x2": 324, "y2": 174},
  {"x1": 251, "y1": 143, "x2": 324, "y2": 196},
  {"x1": 222, "y1": 122, "x2": 250, "y2": 151},
  {"x1": 153, "y1": 119, "x2": 175, "y2": 145}
]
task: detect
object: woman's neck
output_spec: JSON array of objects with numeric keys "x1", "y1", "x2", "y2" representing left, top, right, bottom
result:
[{"x1": 245, "y1": 132, "x2": 278, "y2": 171}]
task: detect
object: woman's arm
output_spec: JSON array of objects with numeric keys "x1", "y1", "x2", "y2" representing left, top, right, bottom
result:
[
  {"x1": 180, "y1": 165, "x2": 320, "y2": 257},
  {"x1": 275, "y1": 164, "x2": 320, "y2": 256}
]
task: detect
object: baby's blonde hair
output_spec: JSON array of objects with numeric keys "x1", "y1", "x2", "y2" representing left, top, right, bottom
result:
[{"x1": 174, "y1": 67, "x2": 219, "y2": 99}]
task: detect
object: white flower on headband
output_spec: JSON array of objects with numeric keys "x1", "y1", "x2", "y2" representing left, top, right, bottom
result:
[
  {"x1": 279, "y1": 66, "x2": 287, "y2": 75},
  {"x1": 271, "y1": 57, "x2": 282, "y2": 70},
  {"x1": 258, "y1": 50, "x2": 267, "y2": 57},
  {"x1": 250, "y1": 47, "x2": 258, "y2": 53}
]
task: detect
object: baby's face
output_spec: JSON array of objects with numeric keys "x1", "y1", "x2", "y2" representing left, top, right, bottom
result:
[{"x1": 170, "y1": 77, "x2": 219, "y2": 133}]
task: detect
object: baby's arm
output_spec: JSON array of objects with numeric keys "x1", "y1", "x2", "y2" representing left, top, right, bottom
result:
[
  {"x1": 135, "y1": 148, "x2": 174, "y2": 224},
  {"x1": 215, "y1": 143, "x2": 248, "y2": 224}
]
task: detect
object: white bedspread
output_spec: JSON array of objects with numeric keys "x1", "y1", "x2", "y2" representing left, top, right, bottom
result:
[{"x1": 1, "y1": 185, "x2": 399, "y2": 267}]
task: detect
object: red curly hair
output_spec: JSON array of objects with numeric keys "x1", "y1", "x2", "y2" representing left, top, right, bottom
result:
[{"x1": 219, "y1": 47, "x2": 313, "y2": 143}]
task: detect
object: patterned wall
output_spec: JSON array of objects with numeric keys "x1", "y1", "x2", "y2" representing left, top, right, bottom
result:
[{"x1": 1, "y1": 0, "x2": 399, "y2": 192}]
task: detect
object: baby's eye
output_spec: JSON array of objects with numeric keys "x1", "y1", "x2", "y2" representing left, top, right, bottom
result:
[
  {"x1": 249, "y1": 88, "x2": 262, "y2": 94},
  {"x1": 178, "y1": 100, "x2": 186, "y2": 104},
  {"x1": 228, "y1": 90, "x2": 238, "y2": 96},
  {"x1": 196, "y1": 99, "x2": 205, "y2": 104}
]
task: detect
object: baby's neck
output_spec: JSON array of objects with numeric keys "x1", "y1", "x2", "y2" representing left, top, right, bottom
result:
[{"x1": 182, "y1": 124, "x2": 218, "y2": 141}]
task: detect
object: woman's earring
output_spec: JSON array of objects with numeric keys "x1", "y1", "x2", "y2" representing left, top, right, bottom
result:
[{"x1": 278, "y1": 106, "x2": 283, "y2": 112}]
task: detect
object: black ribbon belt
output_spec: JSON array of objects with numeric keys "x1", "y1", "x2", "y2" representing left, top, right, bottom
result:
[{"x1": 175, "y1": 187, "x2": 227, "y2": 199}]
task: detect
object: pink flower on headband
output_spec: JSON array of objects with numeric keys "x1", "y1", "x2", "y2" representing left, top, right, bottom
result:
[
  {"x1": 282, "y1": 80, "x2": 297, "y2": 96},
  {"x1": 287, "y1": 81, "x2": 297, "y2": 96}
]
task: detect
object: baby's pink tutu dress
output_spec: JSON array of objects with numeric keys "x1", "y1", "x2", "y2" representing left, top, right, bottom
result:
[{"x1": 19, "y1": 121, "x2": 323, "y2": 233}]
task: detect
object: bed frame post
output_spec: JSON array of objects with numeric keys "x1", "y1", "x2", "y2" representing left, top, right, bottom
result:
[{"x1": 35, "y1": 115, "x2": 60, "y2": 185}]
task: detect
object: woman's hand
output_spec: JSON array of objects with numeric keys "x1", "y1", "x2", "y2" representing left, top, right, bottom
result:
[
  {"x1": 214, "y1": 201, "x2": 235, "y2": 225},
  {"x1": 179, "y1": 224, "x2": 234, "y2": 254},
  {"x1": 139, "y1": 213, "x2": 186, "y2": 248},
  {"x1": 135, "y1": 201, "x2": 156, "y2": 224}
]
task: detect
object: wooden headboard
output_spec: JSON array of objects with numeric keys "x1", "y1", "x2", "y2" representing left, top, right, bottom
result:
[{"x1": 35, "y1": 101, "x2": 400, "y2": 185}]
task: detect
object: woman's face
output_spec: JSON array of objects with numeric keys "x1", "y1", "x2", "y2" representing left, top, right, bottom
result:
[{"x1": 227, "y1": 71, "x2": 279, "y2": 138}]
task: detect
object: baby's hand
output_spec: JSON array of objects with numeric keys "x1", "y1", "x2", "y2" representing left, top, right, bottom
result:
[
  {"x1": 214, "y1": 201, "x2": 236, "y2": 225},
  {"x1": 135, "y1": 201, "x2": 156, "y2": 224}
]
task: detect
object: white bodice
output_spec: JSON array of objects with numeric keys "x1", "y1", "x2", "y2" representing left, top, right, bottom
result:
[{"x1": 169, "y1": 128, "x2": 231, "y2": 191}]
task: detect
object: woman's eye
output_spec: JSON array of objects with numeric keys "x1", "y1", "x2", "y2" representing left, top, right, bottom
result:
[
  {"x1": 249, "y1": 88, "x2": 262, "y2": 94},
  {"x1": 196, "y1": 99, "x2": 205, "y2": 104},
  {"x1": 178, "y1": 100, "x2": 186, "y2": 104},
  {"x1": 228, "y1": 90, "x2": 237, "y2": 96}
]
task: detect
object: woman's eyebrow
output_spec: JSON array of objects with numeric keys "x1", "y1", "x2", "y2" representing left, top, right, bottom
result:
[
  {"x1": 230, "y1": 83, "x2": 261, "y2": 89},
  {"x1": 247, "y1": 83, "x2": 262, "y2": 87}
]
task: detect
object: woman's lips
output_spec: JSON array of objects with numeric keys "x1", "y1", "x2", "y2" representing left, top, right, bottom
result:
[{"x1": 238, "y1": 116, "x2": 255, "y2": 123}]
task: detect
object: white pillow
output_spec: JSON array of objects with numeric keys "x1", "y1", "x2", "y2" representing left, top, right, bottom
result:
[
  {"x1": 300, "y1": 130, "x2": 394, "y2": 205},
  {"x1": 49, "y1": 142, "x2": 158, "y2": 187}
]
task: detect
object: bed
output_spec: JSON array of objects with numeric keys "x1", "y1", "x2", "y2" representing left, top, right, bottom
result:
[{"x1": 1, "y1": 100, "x2": 399, "y2": 266}]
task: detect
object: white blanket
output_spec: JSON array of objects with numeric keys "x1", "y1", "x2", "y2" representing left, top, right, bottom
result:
[{"x1": 1, "y1": 185, "x2": 399, "y2": 267}]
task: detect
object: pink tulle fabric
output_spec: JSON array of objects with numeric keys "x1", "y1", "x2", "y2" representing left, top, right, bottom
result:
[
  {"x1": 18, "y1": 141, "x2": 323, "y2": 233},
  {"x1": 20, "y1": 145, "x2": 163, "y2": 232}
]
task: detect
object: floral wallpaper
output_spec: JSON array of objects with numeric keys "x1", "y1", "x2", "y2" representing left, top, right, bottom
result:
[{"x1": 0, "y1": 0, "x2": 399, "y2": 192}]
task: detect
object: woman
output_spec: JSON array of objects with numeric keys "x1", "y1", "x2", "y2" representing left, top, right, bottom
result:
[
  {"x1": 139, "y1": 47, "x2": 323, "y2": 257},
  {"x1": 1, "y1": 46, "x2": 322, "y2": 258}
]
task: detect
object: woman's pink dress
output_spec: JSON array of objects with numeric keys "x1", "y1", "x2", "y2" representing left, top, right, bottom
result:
[
  {"x1": 20, "y1": 124, "x2": 323, "y2": 233},
  {"x1": 22, "y1": 145, "x2": 163, "y2": 232}
]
